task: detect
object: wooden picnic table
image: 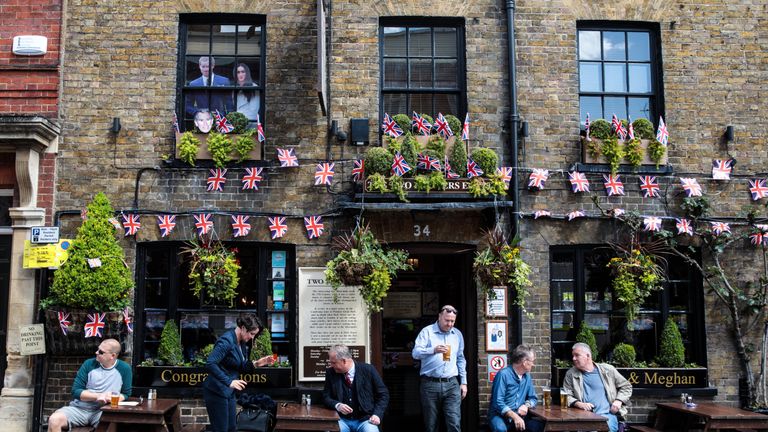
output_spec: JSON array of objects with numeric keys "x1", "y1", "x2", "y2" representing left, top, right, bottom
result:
[
  {"x1": 654, "y1": 401, "x2": 768, "y2": 431},
  {"x1": 528, "y1": 405, "x2": 609, "y2": 431},
  {"x1": 96, "y1": 398, "x2": 182, "y2": 432},
  {"x1": 274, "y1": 402, "x2": 340, "y2": 432}
]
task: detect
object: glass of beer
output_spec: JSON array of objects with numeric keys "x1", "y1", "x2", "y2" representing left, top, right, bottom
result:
[
  {"x1": 560, "y1": 389, "x2": 569, "y2": 409},
  {"x1": 542, "y1": 387, "x2": 551, "y2": 410},
  {"x1": 442, "y1": 345, "x2": 451, "y2": 361},
  {"x1": 110, "y1": 392, "x2": 120, "y2": 408}
]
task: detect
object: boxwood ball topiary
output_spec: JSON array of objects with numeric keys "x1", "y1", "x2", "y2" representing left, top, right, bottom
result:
[
  {"x1": 612, "y1": 343, "x2": 636, "y2": 367},
  {"x1": 470, "y1": 147, "x2": 498, "y2": 176},
  {"x1": 632, "y1": 118, "x2": 655, "y2": 140},
  {"x1": 589, "y1": 119, "x2": 612, "y2": 140},
  {"x1": 392, "y1": 114, "x2": 411, "y2": 133},
  {"x1": 226, "y1": 111, "x2": 249, "y2": 134},
  {"x1": 444, "y1": 114, "x2": 462, "y2": 137}
]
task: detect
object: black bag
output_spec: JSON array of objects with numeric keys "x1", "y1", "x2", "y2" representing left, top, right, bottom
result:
[{"x1": 236, "y1": 407, "x2": 275, "y2": 432}]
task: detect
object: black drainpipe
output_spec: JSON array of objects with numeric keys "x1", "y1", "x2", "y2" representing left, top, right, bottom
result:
[{"x1": 505, "y1": 0, "x2": 523, "y2": 348}]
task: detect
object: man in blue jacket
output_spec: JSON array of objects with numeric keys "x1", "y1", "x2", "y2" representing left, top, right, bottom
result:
[
  {"x1": 488, "y1": 345, "x2": 543, "y2": 432},
  {"x1": 47, "y1": 339, "x2": 132, "y2": 432},
  {"x1": 323, "y1": 344, "x2": 390, "y2": 432}
]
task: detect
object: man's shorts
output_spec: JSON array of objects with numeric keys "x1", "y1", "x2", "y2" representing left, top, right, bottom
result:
[{"x1": 54, "y1": 405, "x2": 102, "y2": 429}]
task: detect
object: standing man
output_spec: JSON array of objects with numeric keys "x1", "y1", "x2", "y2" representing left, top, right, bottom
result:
[
  {"x1": 563, "y1": 342, "x2": 632, "y2": 432},
  {"x1": 488, "y1": 345, "x2": 543, "y2": 432},
  {"x1": 412, "y1": 305, "x2": 467, "y2": 432},
  {"x1": 47, "y1": 339, "x2": 132, "y2": 432},
  {"x1": 323, "y1": 344, "x2": 390, "y2": 432},
  {"x1": 185, "y1": 56, "x2": 233, "y2": 116}
]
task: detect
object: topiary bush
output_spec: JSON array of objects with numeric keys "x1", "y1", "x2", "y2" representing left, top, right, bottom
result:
[
  {"x1": 632, "y1": 118, "x2": 655, "y2": 140},
  {"x1": 400, "y1": 134, "x2": 419, "y2": 175},
  {"x1": 178, "y1": 132, "x2": 200, "y2": 167},
  {"x1": 589, "y1": 119, "x2": 612, "y2": 140},
  {"x1": 226, "y1": 111, "x2": 249, "y2": 134},
  {"x1": 251, "y1": 328, "x2": 273, "y2": 361},
  {"x1": 576, "y1": 322, "x2": 599, "y2": 361},
  {"x1": 470, "y1": 147, "x2": 498, "y2": 177},
  {"x1": 445, "y1": 114, "x2": 462, "y2": 137},
  {"x1": 426, "y1": 135, "x2": 447, "y2": 159},
  {"x1": 365, "y1": 147, "x2": 392, "y2": 176},
  {"x1": 206, "y1": 132, "x2": 233, "y2": 168},
  {"x1": 158, "y1": 319, "x2": 184, "y2": 366},
  {"x1": 449, "y1": 139, "x2": 468, "y2": 177},
  {"x1": 658, "y1": 318, "x2": 685, "y2": 367},
  {"x1": 392, "y1": 114, "x2": 411, "y2": 134},
  {"x1": 612, "y1": 343, "x2": 636, "y2": 367}
]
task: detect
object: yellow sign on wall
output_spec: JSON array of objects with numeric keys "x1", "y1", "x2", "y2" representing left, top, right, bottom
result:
[{"x1": 22, "y1": 239, "x2": 73, "y2": 269}]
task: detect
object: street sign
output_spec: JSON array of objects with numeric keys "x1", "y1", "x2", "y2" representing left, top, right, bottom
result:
[
  {"x1": 487, "y1": 354, "x2": 507, "y2": 382},
  {"x1": 30, "y1": 226, "x2": 59, "y2": 244}
]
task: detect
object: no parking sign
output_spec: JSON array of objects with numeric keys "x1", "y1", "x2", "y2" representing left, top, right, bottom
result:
[{"x1": 487, "y1": 354, "x2": 507, "y2": 382}]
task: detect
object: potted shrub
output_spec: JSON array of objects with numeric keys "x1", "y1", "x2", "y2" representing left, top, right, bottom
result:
[
  {"x1": 611, "y1": 343, "x2": 636, "y2": 367},
  {"x1": 576, "y1": 322, "x2": 599, "y2": 361},
  {"x1": 175, "y1": 121, "x2": 262, "y2": 165},
  {"x1": 157, "y1": 319, "x2": 184, "y2": 366},
  {"x1": 473, "y1": 227, "x2": 533, "y2": 313},
  {"x1": 657, "y1": 318, "x2": 685, "y2": 368},
  {"x1": 180, "y1": 237, "x2": 241, "y2": 308},
  {"x1": 582, "y1": 117, "x2": 668, "y2": 170}
]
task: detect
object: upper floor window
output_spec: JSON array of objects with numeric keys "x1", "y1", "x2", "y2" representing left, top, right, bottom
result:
[
  {"x1": 578, "y1": 23, "x2": 662, "y2": 128},
  {"x1": 179, "y1": 15, "x2": 266, "y2": 132},
  {"x1": 380, "y1": 18, "x2": 465, "y2": 122}
]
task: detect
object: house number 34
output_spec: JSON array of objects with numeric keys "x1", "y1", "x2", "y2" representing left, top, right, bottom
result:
[{"x1": 413, "y1": 225, "x2": 431, "y2": 237}]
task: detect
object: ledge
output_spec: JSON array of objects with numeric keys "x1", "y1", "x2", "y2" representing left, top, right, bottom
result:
[
  {"x1": 341, "y1": 199, "x2": 514, "y2": 211},
  {"x1": 571, "y1": 162, "x2": 674, "y2": 175},
  {"x1": 0, "y1": 115, "x2": 61, "y2": 153}
]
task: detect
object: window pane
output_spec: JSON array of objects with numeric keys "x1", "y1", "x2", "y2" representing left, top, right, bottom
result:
[
  {"x1": 410, "y1": 59, "x2": 433, "y2": 88},
  {"x1": 604, "y1": 63, "x2": 626, "y2": 92},
  {"x1": 383, "y1": 59, "x2": 407, "y2": 88},
  {"x1": 603, "y1": 31, "x2": 626, "y2": 61},
  {"x1": 433, "y1": 93, "x2": 458, "y2": 117},
  {"x1": 212, "y1": 25, "x2": 237, "y2": 55},
  {"x1": 435, "y1": 59, "x2": 458, "y2": 88},
  {"x1": 628, "y1": 97, "x2": 651, "y2": 121},
  {"x1": 578, "y1": 31, "x2": 601, "y2": 60},
  {"x1": 186, "y1": 24, "x2": 209, "y2": 55},
  {"x1": 627, "y1": 32, "x2": 650, "y2": 61},
  {"x1": 0, "y1": 195, "x2": 11, "y2": 226},
  {"x1": 434, "y1": 27, "x2": 457, "y2": 57},
  {"x1": 383, "y1": 27, "x2": 406, "y2": 57},
  {"x1": 628, "y1": 63, "x2": 651, "y2": 93},
  {"x1": 580, "y1": 96, "x2": 602, "y2": 125},
  {"x1": 409, "y1": 27, "x2": 431, "y2": 57},
  {"x1": 212, "y1": 56, "x2": 235, "y2": 85},
  {"x1": 579, "y1": 62, "x2": 602, "y2": 91},
  {"x1": 411, "y1": 94, "x2": 432, "y2": 117},
  {"x1": 237, "y1": 25, "x2": 261, "y2": 56},
  {"x1": 604, "y1": 97, "x2": 627, "y2": 120},
  {"x1": 383, "y1": 93, "x2": 407, "y2": 115}
]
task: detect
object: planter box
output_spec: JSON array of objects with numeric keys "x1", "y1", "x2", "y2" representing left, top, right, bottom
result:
[
  {"x1": 175, "y1": 132, "x2": 262, "y2": 161},
  {"x1": 44, "y1": 309, "x2": 130, "y2": 355},
  {"x1": 582, "y1": 138, "x2": 667, "y2": 166},
  {"x1": 553, "y1": 366, "x2": 707, "y2": 389},
  {"x1": 135, "y1": 366, "x2": 293, "y2": 388}
]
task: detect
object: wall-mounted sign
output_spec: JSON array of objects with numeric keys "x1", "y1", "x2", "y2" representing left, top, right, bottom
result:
[
  {"x1": 19, "y1": 324, "x2": 45, "y2": 355},
  {"x1": 22, "y1": 239, "x2": 72, "y2": 268},
  {"x1": 488, "y1": 354, "x2": 507, "y2": 382},
  {"x1": 30, "y1": 226, "x2": 59, "y2": 244}
]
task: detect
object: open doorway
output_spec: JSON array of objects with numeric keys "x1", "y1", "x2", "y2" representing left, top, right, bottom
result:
[{"x1": 0, "y1": 235, "x2": 10, "y2": 391}]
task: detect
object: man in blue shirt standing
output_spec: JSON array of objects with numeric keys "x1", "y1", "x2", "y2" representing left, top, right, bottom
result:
[
  {"x1": 488, "y1": 345, "x2": 544, "y2": 431},
  {"x1": 412, "y1": 305, "x2": 467, "y2": 432}
]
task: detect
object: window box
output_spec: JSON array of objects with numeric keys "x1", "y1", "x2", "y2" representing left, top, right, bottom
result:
[
  {"x1": 581, "y1": 138, "x2": 667, "y2": 166},
  {"x1": 552, "y1": 366, "x2": 708, "y2": 389},
  {"x1": 174, "y1": 132, "x2": 262, "y2": 161},
  {"x1": 134, "y1": 365, "x2": 292, "y2": 388}
]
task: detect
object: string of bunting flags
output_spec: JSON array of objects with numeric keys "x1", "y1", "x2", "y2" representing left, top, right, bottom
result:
[{"x1": 55, "y1": 308, "x2": 134, "y2": 338}]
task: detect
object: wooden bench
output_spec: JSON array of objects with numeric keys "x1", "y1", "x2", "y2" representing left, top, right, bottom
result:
[
  {"x1": 68, "y1": 427, "x2": 95, "y2": 432},
  {"x1": 627, "y1": 426, "x2": 662, "y2": 432},
  {"x1": 180, "y1": 424, "x2": 206, "y2": 432}
]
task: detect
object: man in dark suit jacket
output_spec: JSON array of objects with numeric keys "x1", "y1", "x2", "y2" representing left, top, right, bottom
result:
[
  {"x1": 185, "y1": 56, "x2": 233, "y2": 117},
  {"x1": 323, "y1": 344, "x2": 389, "y2": 432}
]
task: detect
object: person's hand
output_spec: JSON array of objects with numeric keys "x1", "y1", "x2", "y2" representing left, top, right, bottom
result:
[
  {"x1": 96, "y1": 393, "x2": 110, "y2": 404},
  {"x1": 336, "y1": 403, "x2": 353, "y2": 415},
  {"x1": 610, "y1": 400, "x2": 622, "y2": 414},
  {"x1": 229, "y1": 379, "x2": 247, "y2": 391},
  {"x1": 460, "y1": 384, "x2": 468, "y2": 399},
  {"x1": 254, "y1": 355, "x2": 276, "y2": 367},
  {"x1": 368, "y1": 414, "x2": 381, "y2": 425},
  {"x1": 433, "y1": 344, "x2": 448, "y2": 354},
  {"x1": 509, "y1": 412, "x2": 525, "y2": 430},
  {"x1": 575, "y1": 401, "x2": 594, "y2": 411},
  {"x1": 517, "y1": 404, "x2": 529, "y2": 416}
]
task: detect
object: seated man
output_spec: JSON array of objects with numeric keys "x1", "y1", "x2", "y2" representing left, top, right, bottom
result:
[
  {"x1": 47, "y1": 339, "x2": 132, "y2": 432},
  {"x1": 323, "y1": 344, "x2": 389, "y2": 432},
  {"x1": 488, "y1": 345, "x2": 544, "y2": 432},
  {"x1": 563, "y1": 343, "x2": 632, "y2": 432}
]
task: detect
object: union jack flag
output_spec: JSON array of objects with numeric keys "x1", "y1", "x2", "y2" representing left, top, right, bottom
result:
[
  {"x1": 304, "y1": 216, "x2": 324, "y2": 239},
  {"x1": 639, "y1": 176, "x2": 660, "y2": 198},
  {"x1": 121, "y1": 214, "x2": 141, "y2": 236},
  {"x1": 444, "y1": 157, "x2": 460, "y2": 179},
  {"x1": 643, "y1": 216, "x2": 663, "y2": 232},
  {"x1": 231, "y1": 215, "x2": 251, "y2": 237},
  {"x1": 749, "y1": 178, "x2": 768, "y2": 201},
  {"x1": 534, "y1": 210, "x2": 551, "y2": 219},
  {"x1": 84, "y1": 312, "x2": 106, "y2": 338},
  {"x1": 466, "y1": 158, "x2": 484, "y2": 178},
  {"x1": 417, "y1": 153, "x2": 441, "y2": 171},
  {"x1": 612, "y1": 114, "x2": 627, "y2": 140},
  {"x1": 676, "y1": 218, "x2": 694, "y2": 236},
  {"x1": 711, "y1": 221, "x2": 731, "y2": 236},
  {"x1": 391, "y1": 152, "x2": 411, "y2": 177},
  {"x1": 712, "y1": 159, "x2": 735, "y2": 180},
  {"x1": 603, "y1": 174, "x2": 625, "y2": 196},
  {"x1": 567, "y1": 210, "x2": 585, "y2": 221},
  {"x1": 80, "y1": 208, "x2": 88, "y2": 220},
  {"x1": 241, "y1": 167, "x2": 263, "y2": 190},
  {"x1": 352, "y1": 160, "x2": 365, "y2": 182},
  {"x1": 584, "y1": 113, "x2": 591, "y2": 142},
  {"x1": 207, "y1": 168, "x2": 227, "y2": 192},
  {"x1": 496, "y1": 167, "x2": 513, "y2": 188},
  {"x1": 213, "y1": 110, "x2": 234, "y2": 133},
  {"x1": 627, "y1": 116, "x2": 635, "y2": 140},
  {"x1": 611, "y1": 208, "x2": 626, "y2": 218},
  {"x1": 156, "y1": 215, "x2": 176, "y2": 238},
  {"x1": 314, "y1": 162, "x2": 335, "y2": 186},
  {"x1": 381, "y1": 113, "x2": 404, "y2": 138},
  {"x1": 58, "y1": 311, "x2": 71, "y2": 335},
  {"x1": 569, "y1": 171, "x2": 590, "y2": 193},
  {"x1": 123, "y1": 308, "x2": 133, "y2": 333},
  {"x1": 434, "y1": 113, "x2": 454, "y2": 138},
  {"x1": 277, "y1": 148, "x2": 299, "y2": 167},
  {"x1": 268, "y1": 216, "x2": 288, "y2": 239},
  {"x1": 749, "y1": 225, "x2": 768, "y2": 246},
  {"x1": 412, "y1": 111, "x2": 432, "y2": 135},
  {"x1": 256, "y1": 114, "x2": 266, "y2": 142},
  {"x1": 172, "y1": 112, "x2": 180, "y2": 134},
  {"x1": 109, "y1": 217, "x2": 123, "y2": 230},
  {"x1": 680, "y1": 178, "x2": 702, "y2": 197},
  {"x1": 528, "y1": 169, "x2": 549, "y2": 190},
  {"x1": 656, "y1": 116, "x2": 669, "y2": 146},
  {"x1": 461, "y1": 113, "x2": 469, "y2": 141},
  {"x1": 194, "y1": 213, "x2": 213, "y2": 236}
]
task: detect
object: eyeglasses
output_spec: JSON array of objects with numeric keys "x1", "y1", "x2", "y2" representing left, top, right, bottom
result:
[
  {"x1": 441, "y1": 307, "x2": 458, "y2": 314},
  {"x1": 97, "y1": 349, "x2": 109, "y2": 355}
]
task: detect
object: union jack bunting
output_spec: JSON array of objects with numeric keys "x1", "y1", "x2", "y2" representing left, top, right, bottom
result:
[
  {"x1": 680, "y1": 178, "x2": 703, "y2": 197},
  {"x1": 639, "y1": 176, "x2": 660, "y2": 198},
  {"x1": 567, "y1": 210, "x2": 585, "y2": 221},
  {"x1": 109, "y1": 217, "x2": 123, "y2": 230},
  {"x1": 461, "y1": 113, "x2": 469, "y2": 141},
  {"x1": 712, "y1": 159, "x2": 735, "y2": 180},
  {"x1": 612, "y1": 114, "x2": 627, "y2": 140},
  {"x1": 750, "y1": 225, "x2": 768, "y2": 246},
  {"x1": 84, "y1": 312, "x2": 106, "y2": 338},
  {"x1": 213, "y1": 110, "x2": 234, "y2": 133},
  {"x1": 534, "y1": 210, "x2": 551, "y2": 219},
  {"x1": 193, "y1": 213, "x2": 213, "y2": 236},
  {"x1": 412, "y1": 111, "x2": 432, "y2": 135},
  {"x1": 676, "y1": 218, "x2": 694, "y2": 236},
  {"x1": 241, "y1": 167, "x2": 263, "y2": 190},
  {"x1": 627, "y1": 116, "x2": 635, "y2": 140},
  {"x1": 172, "y1": 112, "x2": 180, "y2": 134},
  {"x1": 58, "y1": 311, "x2": 71, "y2": 335},
  {"x1": 352, "y1": 160, "x2": 365, "y2": 182},
  {"x1": 417, "y1": 153, "x2": 441, "y2": 171},
  {"x1": 304, "y1": 216, "x2": 324, "y2": 239},
  {"x1": 207, "y1": 168, "x2": 227, "y2": 192},
  {"x1": 381, "y1": 113, "x2": 404, "y2": 138},
  {"x1": 391, "y1": 152, "x2": 411, "y2": 177},
  {"x1": 434, "y1": 113, "x2": 454, "y2": 138},
  {"x1": 268, "y1": 216, "x2": 288, "y2": 239},
  {"x1": 314, "y1": 162, "x2": 335, "y2": 186},
  {"x1": 156, "y1": 215, "x2": 176, "y2": 238},
  {"x1": 610, "y1": 208, "x2": 626, "y2": 218},
  {"x1": 643, "y1": 216, "x2": 663, "y2": 232},
  {"x1": 584, "y1": 113, "x2": 591, "y2": 142},
  {"x1": 121, "y1": 214, "x2": 141, "y2": 236},
  {"x1": 568, "y1": 171, "x2": 590, "y2": 193},
  {"x1": 80, "y1": 208, "x2": 88, "y2": 220},
  {"x1": 528, "y1": 169, "x2": 549, "y2": 190},
  {"x1": 603, "y1": 174, "x2": 625, "y2": 196},
  {"x1": 656, "y1": 115, "x2": 669, "y2": 146},
  {"x1": 256, "y1": 114, "x2": 266, "y2": 142},
  {"x1": 123, "y1": 308, "x2": 133, "y2": 333},
  {"x1": 749, "y1": 178, "x2": 768, "y2": 201},
  {"x1": 231, "y1": 215, "x2": 251, "y2": 237},
  {"x1": 466, "y1": 158, "x2": 484, "y2": 178},
  {"x1": 496, "y1": 167, "x2": 513, "y2": 188},
  {"x1": 277, "y1": 148, "x2": 299, "y2": 167},
  {"x1": 711, "y1": 221, "x2": 731, "y2": 236}
]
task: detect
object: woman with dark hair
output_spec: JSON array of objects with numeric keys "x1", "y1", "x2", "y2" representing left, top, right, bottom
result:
[
  {"x1": 233, "y1": 63, "x2": 260, "y2": 123},
  {"x1": 203, "y1": 313, "x2": 274, "y2": 432}
]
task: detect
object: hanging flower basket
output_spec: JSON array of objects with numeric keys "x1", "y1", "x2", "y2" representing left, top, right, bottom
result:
[
  {"x1": 44, "y1": 309, "x2": 131, "y2": 356},
  {"x1": 181, "y1": 236, "x2": 241, "y2": 307},
  {"x1": 473, "y1": 227, "x2": 533, "y2": 313}
]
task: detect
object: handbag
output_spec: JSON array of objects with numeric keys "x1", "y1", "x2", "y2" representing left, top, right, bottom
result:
[{"x1": 236, "y1": 407, "x2": 275, "y2": 432}]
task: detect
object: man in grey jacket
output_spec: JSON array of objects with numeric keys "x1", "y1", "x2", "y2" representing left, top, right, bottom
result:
[{"x1": 563, "y1": 343, "x2": 632, "y2": 432}]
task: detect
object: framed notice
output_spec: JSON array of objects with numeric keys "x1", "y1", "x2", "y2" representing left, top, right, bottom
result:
[
  {"x1": 486, "y1": 320, "x2": 508, "y2": 352},
  {"x1": 485, "y1": 287, "x2": 507, "y2": 317}
]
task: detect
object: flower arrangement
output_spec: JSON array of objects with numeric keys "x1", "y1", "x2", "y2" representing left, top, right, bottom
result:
[
  {"x1": 181, "y1": 237, "x2": 241, "y2": 307},
  {"x1": 608, "y1": 249, "x2": 663, "y2": 327},
  {"x1": 473, "y1": 228, "x2": 532, "y2": 313}
]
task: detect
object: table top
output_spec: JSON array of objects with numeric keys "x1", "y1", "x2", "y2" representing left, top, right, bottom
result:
[
  {"x1": 657, "y1": 402, "x2": 768, "y2": 420},
  {"x1": 530, "y1": 406, "x2": 609, "y2": 422},
  {"x1": 100, "y1": 398, "x2": 179, "y2": 415},
  {"x1": 277, "y1": 403, "x2": 340, "y2": 422}
]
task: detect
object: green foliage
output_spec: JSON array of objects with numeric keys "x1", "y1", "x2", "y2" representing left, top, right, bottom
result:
[
  {"x1": 576, "y1": 322, "x2": 599, "y2": 361},
  {"x1": 474, "y1": 228, "x2": 533, "y2": 313},
  {"x1": 366, "y1": 173, "x2": 389, "y2": 193},
  {"x1": 445, "y1": 114, "x2": 462, "y2": 137},
  {"x1": 365, "y1": 147, "x2": 392, "y2": 176},
  {"x1": 608, "y1": 250, "x2": 663, "y2": 328},
  {"x1": 612, "y1": 343, "x2": 636, "y2": 367},
  {"x1": 449, "y1": 139, "x2": 468, "y2": 177},
  {"x1": 193, "y1": 343, "x2": 215, "y2": 366},
  {"x1": 600, "y1": 136, "x2": 623, "y2": 175},
  {"x1": 392, "y1": 114, "x2": 411, "y2": 134},
  {"x1": 590, "y1": 119, "x2": 612, "y2": 140},
  {"x1": 400, "y1": 134, "x2": 420, "y2": 175},
  {"x1": 624, "y1": 138, "x2": 643, "y2": 167},
  {"x1": 178, "y1": 132, "x2": 200, "y2": 167},
  {"x1": 43, "y1": 193, "x2": 133, "y2": 311},
  {"x1": 384, "y1": 135, "x2": 401, "y2": 154},
  {"x1": 632, "y1": 118, "x2": 655, "y2": 139},
  {"x1": 233, "y1": 130, "x2": 256, "y2": 163},
  {"x1": 413, "y1": 172, "x2": 448, "y2": 193},
  {"x1": 414, "y1": 175, "x2": 431, "y2": 192},
  {"x1": 658, "y1": 318, "x2": 686, "y2": 367},
  {"x1": 586, "y1": 139, "x2": 601, "y2": 159},
  {"x1": 181, "y1": 238, "x2": 241, "y2": 307},
  {"x1": 647, "y1": 139, "x2": 666, "y2": 168},
  {"x1": 470, "y1": 147, "x2": 498, "y2": 177},
  {"x1": 206, "y1": 132, "x2": 233, "y2": 168},
  {"x1": 426, "y1": 135, "x2": 447, "y2": 159},
  {"x1": 251, "y1": 328, "x2": 272, "y2": 361},
  {"x1": 226, "y1": 111, "x2": 249, "y2": 134},
  {"x1": 681, "y1": 197, "x2": 711, "y2": 220},
  {"x1": 388, "y1": 175, "x2": 409, "y2": 202},
  {"x1": 467, "y1": 176, "x2": 507, "y2": 198},
  {"x1": 158, "y1": 320, "x2": 184, "y2": 366}
]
